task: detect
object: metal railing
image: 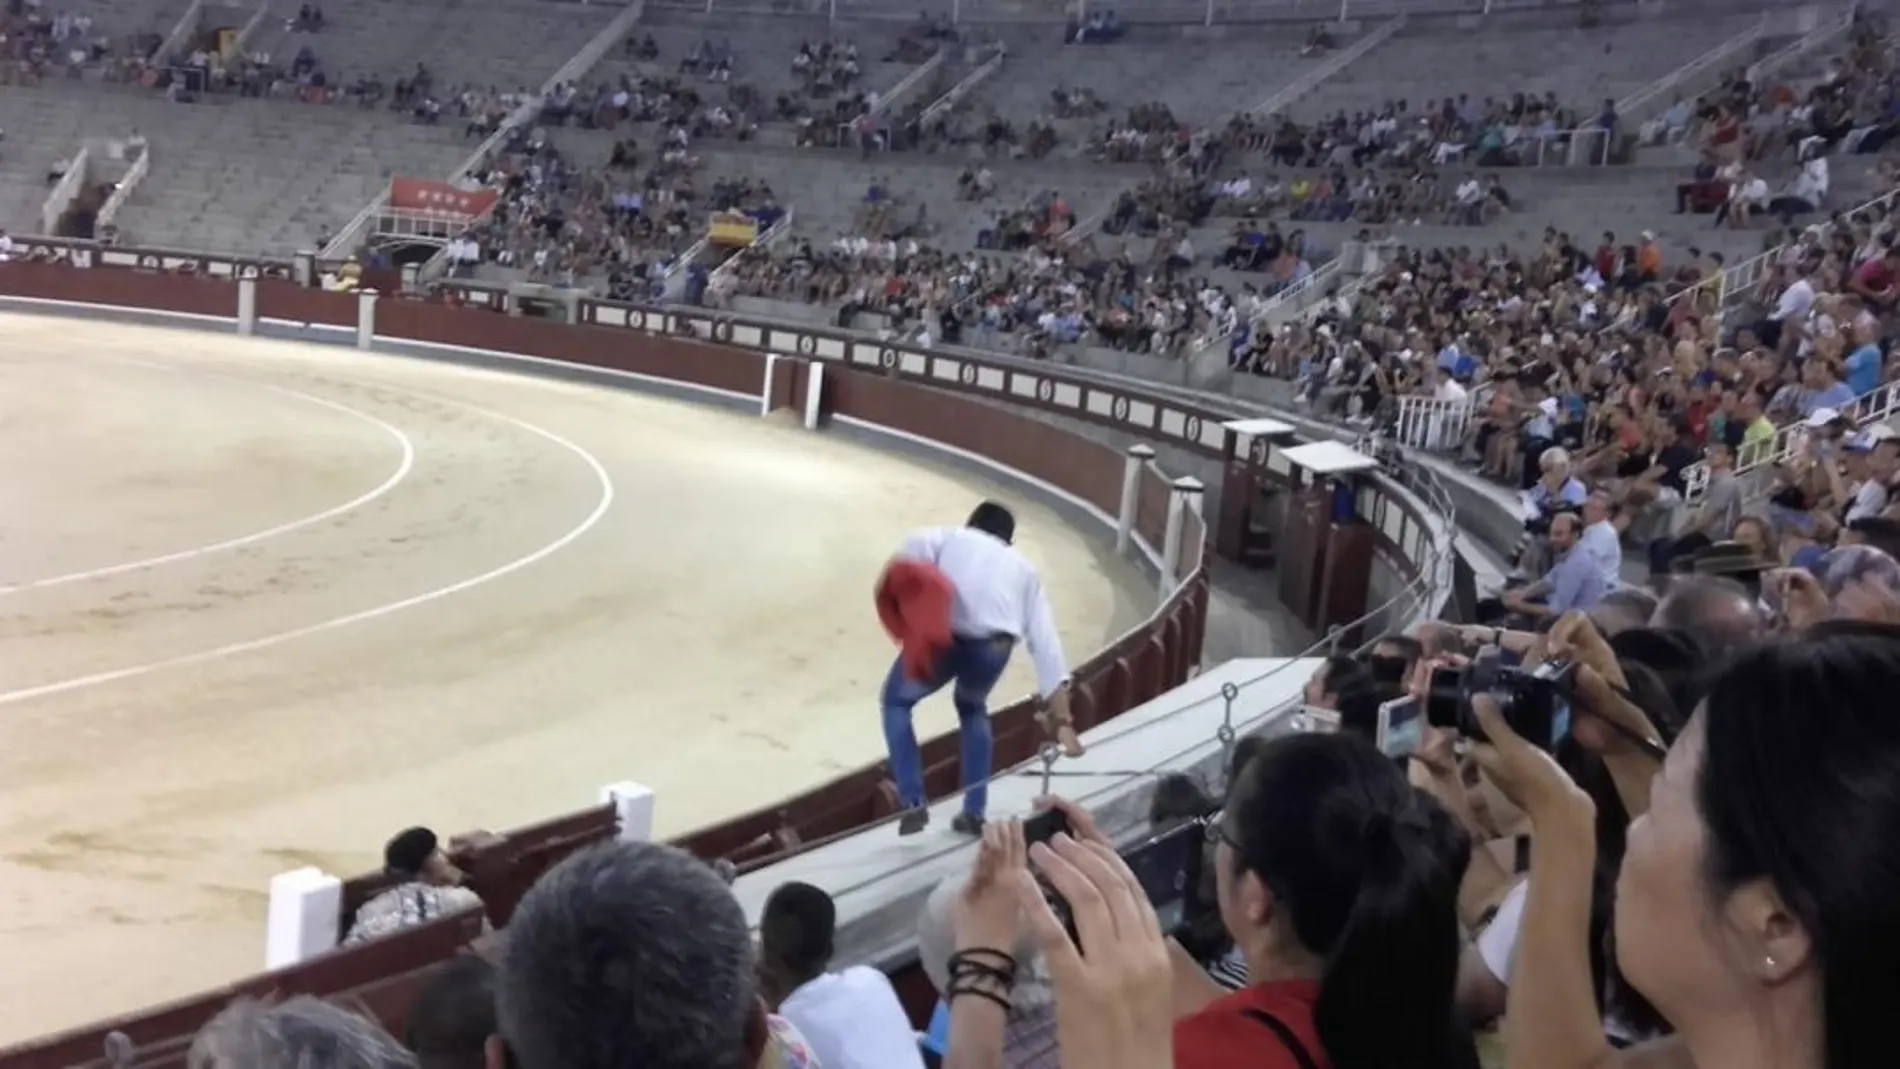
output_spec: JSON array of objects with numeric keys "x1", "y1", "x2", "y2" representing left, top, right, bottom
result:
[
  {"x1": 98, "y1": 146, "x2": 152, "y2": 231},
  {"x1": 1667, "y1": 182, "x2": 1900, "y2": 312},
  {"x1": 1682, "y1": 378, "x2": 1900, "y2": 504},
  {"x1": 920, "y1": 44, "x2": 1003, "y2": 124},
  {"x1": 41, "y1": 147, "x2": 91, "y2": 236},
  {"x1": 1615, "y1": 12, "x2": 1768, "y2": 121},
  {"x1": 1393, "y1": 394, "x2": 1478, "y2": 453},
  {"x1": 1251, "y1": 14, "x2": 1405, "y2": 117},
  {"x1": 1746, "y1": 3, "x2": 1856, "y2": 86}
]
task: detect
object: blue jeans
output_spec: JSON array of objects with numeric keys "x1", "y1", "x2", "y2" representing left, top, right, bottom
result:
[{"x1": 880, "y1": 635, "x2": 1014, "y2": 818}]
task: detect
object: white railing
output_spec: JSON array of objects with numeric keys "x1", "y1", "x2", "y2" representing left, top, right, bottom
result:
[
  {"x1": 1394, "y1": 394, "x2": 1477, "y2": 453},
  {"x1": 98, "y1": 145, "x2": 152, "y2": 230},
  {"x1": 155, "y1": 0, "x2": 206, "y2": 63},
  {"x1": 1668, "y1": 182, "x2": 1900, "y2": 311},
  {"x1": 1682, "y1": 379, "x2": 1900, "y2": 504},
  {"x1": 42, "y1": 146, "x2": 91, "y2": 235},
  {"x1": 1250, "y1": 14, "x2": 1404, "y2": 118},
  {"x1": 230, "y1": 0, "x2": 272, "y2": 59},
  {"x1": 326, "y1": 1, "x2": 643, "y2": 261},
  {"x1": 875, "y1": 48, "x2": 945, "y2": 118},
  {"x1": 710, "y1": 207, "x2": 796, "y2": 285},
  {"x1": 639, "y1": 0, "x2": 1542, "y2": 25},
  {"x1": 1746, "y1": 4, "x2": 1856, "y2": 86},
  {"x1": 1616, "y1": 12, "x2": 1768, "y2": 120},
  {"x1": 920, "y1": 44, "x2": 1003, "y2": 124}
]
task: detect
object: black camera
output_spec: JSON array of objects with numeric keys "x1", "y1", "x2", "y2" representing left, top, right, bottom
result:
[{"x1": 1426, "y1": 647, "x2": 1576, "y2": 752}]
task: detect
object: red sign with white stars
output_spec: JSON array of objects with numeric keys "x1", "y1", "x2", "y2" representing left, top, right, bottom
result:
[{"x1": 388, "y1": 177, "x2": 499, "y2": 219}]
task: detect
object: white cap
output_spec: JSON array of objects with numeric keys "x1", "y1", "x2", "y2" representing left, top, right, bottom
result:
[{"x1": 1806, "y1": 407, "x2": 1842, "y2": 427}]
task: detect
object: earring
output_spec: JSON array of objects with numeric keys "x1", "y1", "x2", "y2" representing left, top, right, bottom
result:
[{"x1": 1764, "y1": 955, "x2": 1778, "y2": 970}]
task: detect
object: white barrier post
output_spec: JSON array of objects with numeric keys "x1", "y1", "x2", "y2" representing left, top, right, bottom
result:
[
  {"x1": 356, "y1": 288, "x2": 378, "y2": 351},
  {"x1": 236, "y1": 276, "x2": 258, "y2": 336},
  {"x1": 1180, "y1": 476, "x2": 1205, "y2": 523},
  {"x1": 1158, "y1": 476, "x2": 1194, "y2": 604},
  {"x1": 761, "y1": 353, "x2": 780, "y2": 417},
  {"x1": 599, "y1": 781, "x2": 656, "y2": 842},
  {"x1": 1116, "y1": 444, "x2": 1156, "y2": 555},
  {"x1": 264, "y1": 867, "x2": 342, "y2": 970},
  {"x1": 804, "y1": 362, "x2": 825, "y2": 430}
]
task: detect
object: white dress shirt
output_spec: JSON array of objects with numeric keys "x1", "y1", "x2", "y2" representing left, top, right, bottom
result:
[
  {"x1": 1772, "y1": 277, "x2": 1814, "y2": 322},
  {"x1": 779, "y1": 966, "x2": 926, "y2": 1069},
  {"x1": 895, "y1": 526, "x2": 1069, "y2": 696}
]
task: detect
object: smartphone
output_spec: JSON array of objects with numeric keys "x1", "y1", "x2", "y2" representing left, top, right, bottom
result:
[
  {"x1": 1023, "y1": 807, "x2": 1071, "y2": 849},
  {"x1": 1118, "y1": 820, "x2": 1206, "y2": 934},
  {"x1": 1023, "y1": 807, "x2": 1078, "y2": 943},
  {"x1": 1375, "y1": 696, "x2": 1425, "y2": 760}
]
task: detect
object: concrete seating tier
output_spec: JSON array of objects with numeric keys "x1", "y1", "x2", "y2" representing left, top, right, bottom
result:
[
  {"x1": 271, "y1": 0, "x2": 616, "y2": 94},
  {"x1": 959, "y1": 26, "x2": 1322, "y2": 134},
  {"x1": 594, "y1": 8, "x2": 923, "y2": 120},
  {"x1": 1288, "y1": 12, "x2": 1770, "y2": 124}
]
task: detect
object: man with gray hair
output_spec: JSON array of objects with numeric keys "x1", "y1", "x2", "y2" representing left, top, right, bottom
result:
[
  {"x1": 1651, "y1": 575, "x2": 1765, "y2": 656},
  {"x1": 493, "y1": 841, "x2": 780, "y2": 1069},
  {"x1": 188, "y1": 997, "x2": 415, "y2": 1069}
]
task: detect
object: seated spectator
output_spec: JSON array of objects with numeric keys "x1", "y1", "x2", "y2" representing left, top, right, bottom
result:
[
  {"x1": 494, "y1": 841, "x2": 818, "y2": 1069},
  {"x1": 407, "y1": 955, "x2": 498, "y2": 1069},
  {"x1": 190, "y1": 997, "x2": 413, "y2": 1069},
  {"x1": 1499, "y1": 512, "x2": 1609, "y2": 621},
  {"x1": 760, "y1": 881, "x2": 923, "y2": 1069},
  {"x1": 344, "y1": 827, "x2": 486, "y2": 946}
]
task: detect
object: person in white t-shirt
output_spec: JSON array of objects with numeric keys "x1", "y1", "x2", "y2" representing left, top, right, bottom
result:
[{"x1": 762, "y1": 881, "x2": 925, "y2": 1069}]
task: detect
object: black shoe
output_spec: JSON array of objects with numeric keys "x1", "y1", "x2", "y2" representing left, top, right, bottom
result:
[
  {"x1": 898, "y1": 807, "x2": 930, "y2": 836},
  {"x1": 951, "y1": 812, "x2": 985, "y2": 836}
]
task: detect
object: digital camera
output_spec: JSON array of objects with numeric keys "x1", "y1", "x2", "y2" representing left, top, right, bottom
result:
[{"x1": 1425, "y1": 647, "x2": 1575, "y2": 752}]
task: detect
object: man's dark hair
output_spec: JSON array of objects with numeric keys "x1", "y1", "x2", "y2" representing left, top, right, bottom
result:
[
  {"x1": 407, "y1": 955, "x2": 497, "y2": 1069},
  {"x1": 760, "y1": 881, "x2": 836, "y2": 989},
  {"x1": 1848, "y1": 516, "x2": 1900, "y2": 559},
  {"x1": 966, "y1": 500, "x2": 1016, "y2": 543},
  {"x1": 384, "y1": 827, "x2": 439, "y2": 878},
  {"x1": 495, "y1": 842, "x2": 756, "y2": 1069}
]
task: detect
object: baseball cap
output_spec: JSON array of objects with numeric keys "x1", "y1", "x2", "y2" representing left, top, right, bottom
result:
[{"x1": 1805, "y1": 407, "x2": 1843, "y2": 428}]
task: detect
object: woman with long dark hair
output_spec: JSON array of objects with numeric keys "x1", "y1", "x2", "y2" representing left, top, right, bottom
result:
[
  {"x1": 1173, "y1": 730, "x2": 1473, "y2": 1069},
  {"x1": 1477, "y1": 623, "x2": 1900, "y2": 1069}
]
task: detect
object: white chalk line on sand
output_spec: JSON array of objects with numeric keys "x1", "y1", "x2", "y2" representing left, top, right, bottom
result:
[
  {"x1": 0, "y1": 368, "x2": 617, "y2": 709},
  {"x1": 0, "y1": 357, "x2": 417, "y2": 596}
]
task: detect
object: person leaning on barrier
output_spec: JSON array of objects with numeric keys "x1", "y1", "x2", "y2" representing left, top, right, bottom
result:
[
  {"x1": 188, "y1": 996, "x2": 416, "y2": 1069},
  {"x1": 1474, "y1": 621, "x2": 1900, "y2": 1069},
  {"x1": 492, "y1": 840, "x2": 820, "y2": 1069},
  {"x1": 344, "y1": 827, "x2": 487, "y2": 947}
]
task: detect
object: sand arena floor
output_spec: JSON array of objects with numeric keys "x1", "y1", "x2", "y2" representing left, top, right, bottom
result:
[{"x1": 0, "y1": 314, "x2": 1148, "y2": 1042}]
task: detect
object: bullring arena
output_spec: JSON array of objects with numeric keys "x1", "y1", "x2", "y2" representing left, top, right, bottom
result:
[{"x1": 0, "y1": 312, "x2": 1147, "y2": 1040}]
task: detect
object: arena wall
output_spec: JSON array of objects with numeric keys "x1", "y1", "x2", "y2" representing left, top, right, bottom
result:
[{"x1": 0, "y1": 247, "x2": 1448, "y2": 1067}]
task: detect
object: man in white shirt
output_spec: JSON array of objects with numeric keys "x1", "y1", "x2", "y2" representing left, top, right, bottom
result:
[
  {"x1": 884, "y1": 501, "x2": 1073, "y2": 835},
  {"x1": 762, "y1": 882, "x2": 925, "y2": 1069}
]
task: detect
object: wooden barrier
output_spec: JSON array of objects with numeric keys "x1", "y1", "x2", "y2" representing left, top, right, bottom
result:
[{"x1": 0, "y1": 244, "x2": 1434, "y2": 1067}]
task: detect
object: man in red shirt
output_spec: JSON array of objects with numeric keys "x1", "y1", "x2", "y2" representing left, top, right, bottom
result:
[{"x1": 1849, "y1": 245, "x2": 1900, "y2": 312}]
